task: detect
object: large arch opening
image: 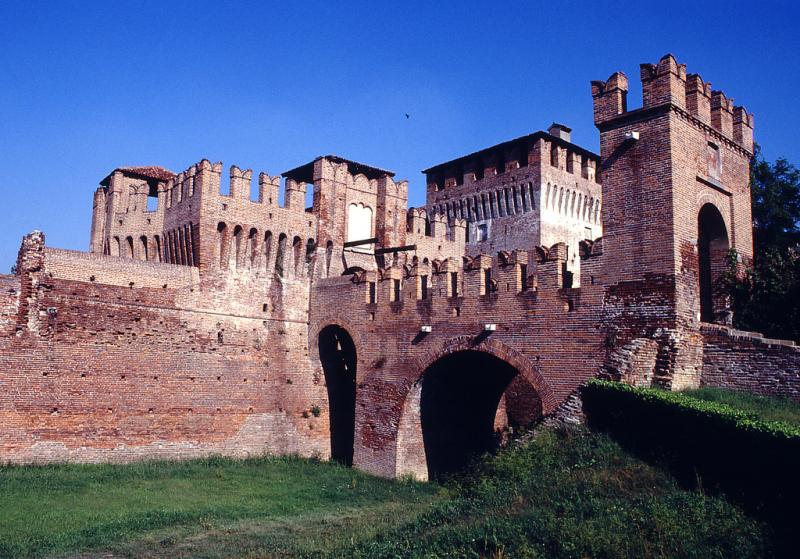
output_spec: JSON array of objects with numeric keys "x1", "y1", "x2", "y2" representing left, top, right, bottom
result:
[
  {"x1": 421, "y1": 350, "x2": 523, "y2": 479},
  {"x1": 318, "y1": 325, "x2": 357, "y2": 466},
  {"x1": 698, "y1": 203, "x2": 730, "y2": 323}
]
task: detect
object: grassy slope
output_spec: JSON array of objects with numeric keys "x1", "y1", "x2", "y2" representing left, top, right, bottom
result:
[
  {"x1": 681, "y1": 386, "x2": 800, "y2": 426},
  {"x1": 0, "y1": 428, "x2": 772, "y2": 559}
]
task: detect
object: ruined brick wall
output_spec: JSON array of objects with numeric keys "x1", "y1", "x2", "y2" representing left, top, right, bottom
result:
[
  {"x1": 700, "y1": 324, "x2": 800, "y2": 402},
  {"x1": 0, "y1": 232, "x2": 329, "y2": 464},
  {"x1": 45, "y1": 248, "x2": 198, "y2": 288},
  {"x1": 0, "y1": 275, "x2": 19, "y2": 336}
]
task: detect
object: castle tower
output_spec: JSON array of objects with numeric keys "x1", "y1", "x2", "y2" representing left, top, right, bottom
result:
[{"x1": 592, "y1": 54, "x2": 754, "y2": 327}]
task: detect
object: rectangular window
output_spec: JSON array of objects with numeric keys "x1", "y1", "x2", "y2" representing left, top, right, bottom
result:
[
  {"x1": 450, "y1": 272, "x2": 458, "y2": 297},
  {"x1": 477, "y1": 224, "x2": 488, "y2": 242},
  {"x1": 520, "y1": 264, "x2": 528, "y2": 291},
  {"x1": 483, "y1": 268, "x2": 492, "y2": 295},
  {"x1": 369, "y1": 281, "x2": 376, "y2": 304},
  {"x1": 420, "y1": 275, "x2": 428, "y2": 300},
  {"x1": 393, "y1": 279, "x2": 401, "y2": 302},
  {"x1": 707, "y1": 142, "x2": 721, "y2": 180}
]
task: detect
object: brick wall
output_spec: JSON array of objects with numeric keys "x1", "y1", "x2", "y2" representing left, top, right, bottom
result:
[
  {"x1": 700, "y1": 324, "x2": 800, "y2": 401},
  {"x1": 45, "y1": 248, "x2": 198, "y2": 289},
  {"x1": 0, "y1": 54, "x2": 795, "y2": 480}
]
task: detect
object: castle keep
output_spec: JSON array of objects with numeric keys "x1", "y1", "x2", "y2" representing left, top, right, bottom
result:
[{"x1": 1, "y1": 55, "x2": 798, "y2": 480}]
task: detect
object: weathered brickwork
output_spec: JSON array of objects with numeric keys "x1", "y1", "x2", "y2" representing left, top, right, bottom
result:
[
  {"x1": 700, "y1": 324, "x2": 800, "y2": 401},
  {"x1": 1, "y1": 54, "x2": 798, "y2": 480}
]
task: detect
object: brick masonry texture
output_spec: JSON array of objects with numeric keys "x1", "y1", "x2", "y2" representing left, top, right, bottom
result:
[{"x1": 0, "y1": 54, "x2": 797, "y2": 480}]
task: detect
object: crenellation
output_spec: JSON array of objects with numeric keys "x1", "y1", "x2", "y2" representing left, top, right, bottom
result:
[
  {"x1": 258, "y1": 172, "x2": 281, "y2": 205},
  {"x1": 640, "y1": 53, "x2": 687, "y2": 110},
  {"x1": 2, "y1": 53, "x2": 797, "y2": 481},
  {"x1": 228, "y1": 165, "x2": 253, "y2": 199},
  {"x1": 710, "y1": 90, "x2": 734, "y2": 138},
  {"x1": 685, "y1": 73, "x2": 712, "y2": 124},
  {"x1": 591, "y1": 71, "x2": 628, "y2": 125},
  {"x1": 733, "y1": 105, "x2": 754, "y2": 152}
]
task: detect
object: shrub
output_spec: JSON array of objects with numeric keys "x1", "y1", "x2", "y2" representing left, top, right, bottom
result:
[{"x1": 582, "y1": 379, "x2": 800, "y2": 554}]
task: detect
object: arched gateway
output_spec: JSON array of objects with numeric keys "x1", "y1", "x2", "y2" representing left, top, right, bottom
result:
[
  {"x1": 395, "y1": 342, "x2": 548, "y2": 481},
  {"x1": 421, "y1": 350, "x2": 536, "y2": 478},
  {"x1": 697, "y1": 203, "x2": 730, "y2": 323},
  {"x1": 318, "y1": 325, "x2": 357, "y2": 466}
]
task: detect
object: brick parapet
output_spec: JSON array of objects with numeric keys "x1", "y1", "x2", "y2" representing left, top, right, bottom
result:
[{"x1": 700, "y1": 324, "x2": 800, "y2": 401}]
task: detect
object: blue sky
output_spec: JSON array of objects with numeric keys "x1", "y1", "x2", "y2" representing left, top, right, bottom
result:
[{"x1": 1, "y1": 0, "x2": 798, "y2": 270}]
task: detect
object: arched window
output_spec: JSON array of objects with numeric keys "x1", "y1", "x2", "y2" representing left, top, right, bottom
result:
[
  {"x1": 126, "y1": 236, "x2": 134, "y2": 259},
  {"x1": 347, "y1": 203, "x2": 373, "y2": 252},
  {"x1": 113, "y1": 236, "x2": 121, "y2": 257},
  {"x1": 325, "y1": 240, "x2": 333, "y2": 277},
  {"x1": 275, "y1": 233, "x2": 287, "y2": 277},
  {"x1": 698, "y1": 203, "x2": 730, "y2": 322},
  {"x1": 306, "y1": 238, "x2": 316, "y2": 270},
  {"x1": 154, "y1": 235, "x2": 162, "y2": 262},
  {"x1": 248, "y1": 228, "x2": 258, "y2": 267},
  {"x1": 217, "y1": 222, "x2": 228, "y2": 268},
  {"x1": 529, "y1": 183, "x2": 536, "y2": 210},
  {"x1": 263, "y1": 231, "x2": 273, "y2": 271},
  {"x1": 139, "y1": 236, "x2": 148, "y2": 260},
  {"x1": 232, "y1": 225, "x2": 243, "y2": 269},
  {"x1": 293, "y1": 236, "x2": 302, "y2": 275}
]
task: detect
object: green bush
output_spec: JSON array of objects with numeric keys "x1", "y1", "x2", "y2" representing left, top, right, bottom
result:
[
  {"x1": 583, "y1": 379, "x2": 800, "y2": 556},
  {"x1": 681, "y1": 386, "x2": 800, "y2": 427}
]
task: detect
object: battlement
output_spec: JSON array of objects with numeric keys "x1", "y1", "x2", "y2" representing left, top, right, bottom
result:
[
  {"x1": 592, "y1": 54, "x2": 754, "y2": 153},
  {"x1": 406, "y1": 208, "x2": 466, "y2": 243},
  {"x1": 348, "y1": 242, "x2": 585, "y2": 308},
  {"x1": 162, "y1": 159, "x2": 291, "y2": 210},
  {"x1": 423, "y1": 130, "x2": 600, "y2": 197}
]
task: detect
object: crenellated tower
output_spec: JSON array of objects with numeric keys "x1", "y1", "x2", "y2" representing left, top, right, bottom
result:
[{"x1": 592, "y1": 54, "x2": 754, "y2": 328}]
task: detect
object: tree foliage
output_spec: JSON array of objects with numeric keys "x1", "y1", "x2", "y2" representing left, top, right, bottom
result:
[{"x1": 723, "y1": 146, "x2": 800, "y2": 341}]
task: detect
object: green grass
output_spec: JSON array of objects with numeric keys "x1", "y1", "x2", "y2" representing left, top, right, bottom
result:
[
  {"x1": 0, "y1": 428, "x2": 772, "y2": 559},
  {"x1": 0, "y1": 455, "x2": 440, "y2": 559},
  {"x1": 680, "y1": 386, "x2": 800, "y2": 427}
]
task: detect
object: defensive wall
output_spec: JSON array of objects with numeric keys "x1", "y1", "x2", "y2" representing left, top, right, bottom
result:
[{"x1": 0, "y1": 53, "x2": 798, "y2": 481}]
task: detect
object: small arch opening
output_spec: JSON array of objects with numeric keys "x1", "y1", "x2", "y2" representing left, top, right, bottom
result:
[{"x1": 318, "y1": 325, "x2": 357, "y2": 466}]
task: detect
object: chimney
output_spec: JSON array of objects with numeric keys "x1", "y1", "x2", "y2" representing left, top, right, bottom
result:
[{"x1": 548, "y1": 123, "x2": 572, "y2": 143}]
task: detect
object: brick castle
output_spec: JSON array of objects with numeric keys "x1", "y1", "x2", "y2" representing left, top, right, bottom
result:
[{"x1": 1, "y1": 54, "x2": 798, "y2": 479}]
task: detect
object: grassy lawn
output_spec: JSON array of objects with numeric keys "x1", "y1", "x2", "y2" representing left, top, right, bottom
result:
[
  {"x1": 680, "y1": 386, "x2": 800, "y2": 426},
  {"x1": 0, "y1": 456, "x2": 440, "y2": 559},
  {"x1": 0, "y1": 428, "x2": 773, "y2": 559}
]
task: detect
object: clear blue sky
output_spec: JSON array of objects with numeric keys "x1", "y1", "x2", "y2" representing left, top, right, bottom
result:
[{"x1": 1, "y1": 0, "x2": 798, "y2": 270}]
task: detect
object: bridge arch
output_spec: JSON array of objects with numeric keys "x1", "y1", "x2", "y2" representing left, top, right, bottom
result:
[{"x1": 396, "y1": 336, "x2": 556, "y2": 480}]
